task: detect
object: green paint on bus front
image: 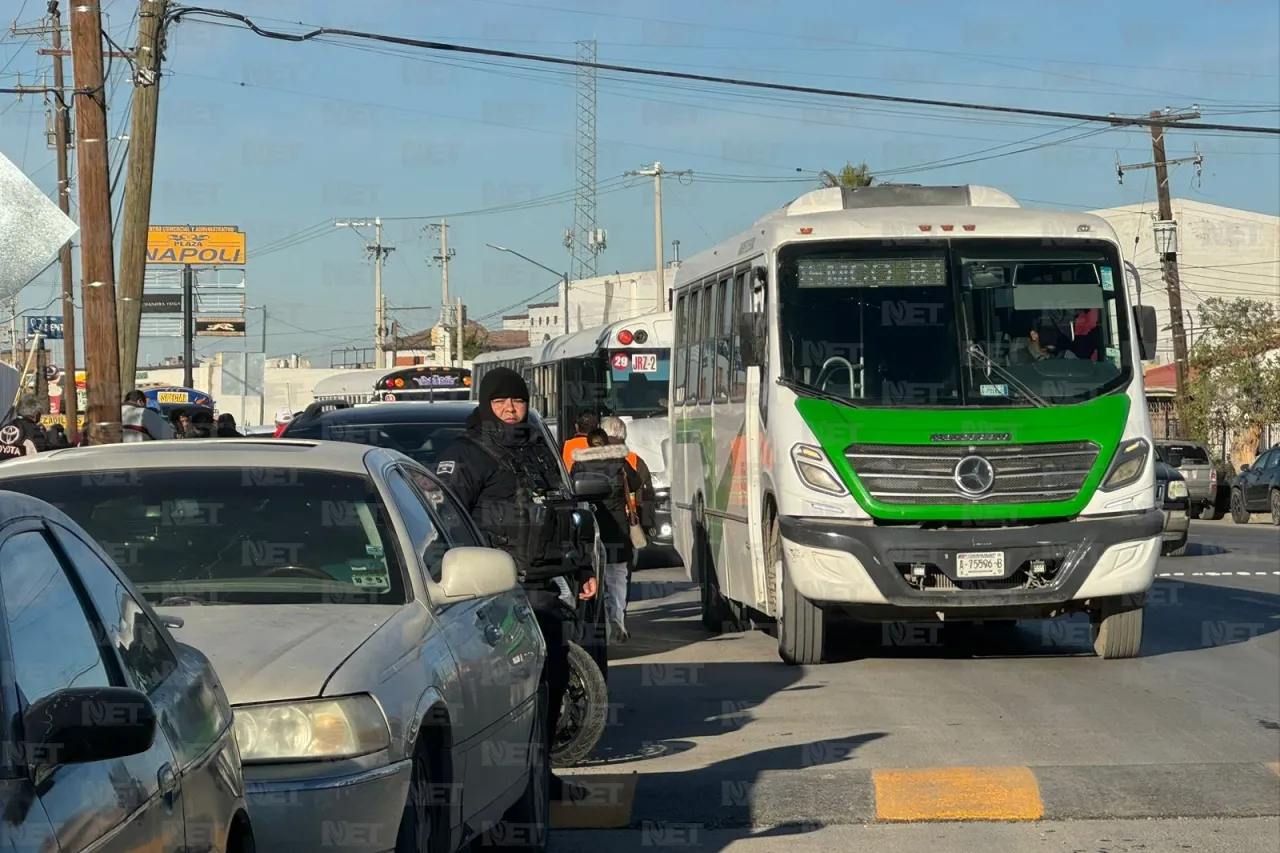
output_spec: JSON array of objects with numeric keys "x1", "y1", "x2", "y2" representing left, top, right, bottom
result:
[{"x1": 794, "y1": 393, "x2": 1132, "y2": 522}]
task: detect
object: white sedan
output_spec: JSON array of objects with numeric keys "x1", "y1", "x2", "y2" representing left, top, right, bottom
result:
[{"x1": 0, "y1": 439, "x2": 550, "y2": 853}]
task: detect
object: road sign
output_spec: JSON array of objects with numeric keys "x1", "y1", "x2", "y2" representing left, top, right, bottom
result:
[
  {"x1": 141, "y1": 293, "x2": 183, "y2": 313},
  {"x1": 44, "y1": 365, "x2": 58, "y2": 381},
  {"x1": 26, "y1": 316, "x2": 64, "y2": 340},
  {"x1": 146, "y1": 225, "x2": 245, "y2": 265},
  {"x1": 195, "y1": 317, "x2": 246, "y2": 337}
]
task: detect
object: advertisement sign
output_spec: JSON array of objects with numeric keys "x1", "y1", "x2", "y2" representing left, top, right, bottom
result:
[
  {"x1": 25, "y1": 316, "x2": 64, "y2": 340},
  {"x1": 146, "y1": 225, "x2": 245, "y2": 265},
  {"x1": 141, "y1": 293, "x2": 183, "y2": 313},
  {"x1": 195, "y1": 318, "x2": 246, "y2": 337}
]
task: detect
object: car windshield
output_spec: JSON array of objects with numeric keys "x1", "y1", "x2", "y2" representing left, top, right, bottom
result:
[
  {"x1": 1157, "y1": 442, "x2": 1210, "y2": 465},
  {"x1": 0, "y1": 468, "x2": 406, "y2": 606},
  {"x1": 605, "y1": 350, "x2": 671, "y2": 418},
  {"x1": 777, "y1": 239, "x2": 1133, "y2": 407},
  {"x1": 289, "y1": 420, "x2": 468, "y2": 466}
]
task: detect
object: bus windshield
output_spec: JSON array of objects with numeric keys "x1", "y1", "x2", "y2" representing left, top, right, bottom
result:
[
  {"x1": 605, "y1": 349, "x2": 671, "y2": 418},
  {"x1": 777, "y1": 239, "x2": 1133, "y2": 408}
]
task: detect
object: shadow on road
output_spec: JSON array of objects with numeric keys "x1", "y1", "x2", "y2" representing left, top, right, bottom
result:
[{"x1": 810, "y1": 579, "x2": 1280, "y2": 662}]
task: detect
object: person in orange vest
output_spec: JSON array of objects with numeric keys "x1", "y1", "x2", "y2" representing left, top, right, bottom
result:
[{"x1": 561, "y1": 410, "x2": 599, "y2": 470}]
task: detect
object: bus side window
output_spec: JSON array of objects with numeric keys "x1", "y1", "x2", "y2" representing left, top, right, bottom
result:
[
  {"x1": 715, "y1": 277, "x2": 730, "y2": 401},
  {"x1": 699, "y1": 281, "x2": 714, "y2": 404},
  {"x1": 688, "y1": 288, "x2": 703, "y2": 407},
  {"x1": 674, "y1": 292, "x2": 688, "y2": 405},
  {"x1": 730, "y1": 272, "x2": 747, "y2": 402}
]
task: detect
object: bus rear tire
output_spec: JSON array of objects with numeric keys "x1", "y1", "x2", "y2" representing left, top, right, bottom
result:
[
  {"x1": 695, "y1": 518, "x2": 739, "y2": 634},
  {"x1": 778, "y1": 566, "x2": 826, "y2": 666}
]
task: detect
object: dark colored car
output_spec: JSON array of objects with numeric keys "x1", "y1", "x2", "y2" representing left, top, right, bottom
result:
[
  {"x1": 1155, "y1": 460, "x2": 1190, "y2": 556},
  {"x1": 1154, "y1": 439, "x2": 1220, "y2": 520},
  {"x1": 1229, "y1": 444, "x2": 1280, "y2": 525}
]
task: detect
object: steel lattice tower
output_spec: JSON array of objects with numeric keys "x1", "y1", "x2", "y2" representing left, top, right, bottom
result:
[{"x1": 569, "y1": 39, "x2": 601, "y2": 282}]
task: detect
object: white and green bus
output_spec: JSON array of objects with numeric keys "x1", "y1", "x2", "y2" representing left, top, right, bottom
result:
[{"x1": 669, "y1": 184, "x2": 1162, "y2": 665}]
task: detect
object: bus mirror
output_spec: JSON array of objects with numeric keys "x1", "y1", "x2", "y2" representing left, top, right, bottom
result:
[{"x1": 1133, "y1": 305, "x2": 1158, "y2": 360}]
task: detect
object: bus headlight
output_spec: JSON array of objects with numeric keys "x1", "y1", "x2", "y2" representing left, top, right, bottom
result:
[
  {"x1": 791, "y1": 443, "x2": 848, "y2": 497},
  {"x1": 1100, "y1": 438, "x2": 1150, "y2": 491},
  {"x1": 1167, "y1": 480, "x2": 1187, "y2": 499}
]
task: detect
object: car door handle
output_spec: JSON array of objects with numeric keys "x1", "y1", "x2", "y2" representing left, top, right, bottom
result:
[{"x1": 158, "y1": 764, "x2": 178, "y2": 811}]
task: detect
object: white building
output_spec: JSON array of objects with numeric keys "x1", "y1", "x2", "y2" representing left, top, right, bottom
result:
[
  {"x1": 1090, "y1": 199, "x2": 1279, "y2": 366},
  {"x1": 501, "y1": 267, "x2": 676, "y2": 341}
]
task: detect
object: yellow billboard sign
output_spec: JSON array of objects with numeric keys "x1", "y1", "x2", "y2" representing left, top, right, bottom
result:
[{"x1": 147, "y1": 225, "x2": 245, "y2": 265}]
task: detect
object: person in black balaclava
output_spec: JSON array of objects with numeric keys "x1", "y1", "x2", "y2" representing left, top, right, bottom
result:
[{"x1": 433, "y1": 367, "x2": 597, "y2": 803}]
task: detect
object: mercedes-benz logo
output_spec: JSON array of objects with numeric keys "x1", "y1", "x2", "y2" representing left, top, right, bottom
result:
[{"x1": 954, "y1": 455, "x2": 995, "y2": 495}]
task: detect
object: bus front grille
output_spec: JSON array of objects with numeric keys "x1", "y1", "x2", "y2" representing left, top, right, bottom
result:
[{"x1": 844, "y1": 441, "x2": 1101, "y2": 506}]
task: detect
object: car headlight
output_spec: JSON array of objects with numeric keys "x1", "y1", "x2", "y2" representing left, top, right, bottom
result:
[
  {"x1": 233, "y1": 694, "x2": 390, "y2": 763},
  {"x1": 1100, "y1": 438, "x2": 1150, "y2": 491},
  {"x1": 651, "y1": 472, "x2": 669, "y2": 491},
  {"x1": 1167, "y1": 480, "x2": 1187, "y2": 499},
  {"x1": 791, "y1": 443, "x2": 848, "y2": 496}
]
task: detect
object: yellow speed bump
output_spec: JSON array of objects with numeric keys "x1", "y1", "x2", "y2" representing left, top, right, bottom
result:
[
  {"x1": 874, "y1": 766, "x2": 1044, "y2": 821},
  {"x1": 550, "y1": 773, "x2": 638, "y2": 829}
]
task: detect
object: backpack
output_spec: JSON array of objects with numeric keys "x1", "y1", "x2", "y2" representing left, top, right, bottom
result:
[{"x1": 459, "y1": 433, "x2": 579, "y2": 583}]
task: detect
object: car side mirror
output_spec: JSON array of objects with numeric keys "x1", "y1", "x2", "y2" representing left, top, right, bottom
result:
[
  {"x1": 572, "y1": 471, "x2": 613, "y2": 501},
  {"x1": 23, "y1": 686, "x2": 158, "y2": 766},
  {"x1": 437, "y1": 547, "x2": 517, "y2": 604},
  {"x1": 1133, "y1": 305, "x2": 1158, "y2": 360},
  {"x1": 1239, "y1": 463, "x2": 1251, "y2": 473}
]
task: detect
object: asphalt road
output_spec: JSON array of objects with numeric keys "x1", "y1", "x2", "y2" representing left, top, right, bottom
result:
[{"x1": 549, "y1": 519, "x2": 1280, "y2": 850}]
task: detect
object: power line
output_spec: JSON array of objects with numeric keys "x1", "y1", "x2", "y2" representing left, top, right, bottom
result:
[{"x1": 162, "y1": 6, "x2": 1280, "y2": 135}]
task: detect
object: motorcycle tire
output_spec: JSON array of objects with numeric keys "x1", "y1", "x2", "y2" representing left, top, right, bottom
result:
[{"x1": 551, "y1": 641, "x2": 609, "y2": 768}]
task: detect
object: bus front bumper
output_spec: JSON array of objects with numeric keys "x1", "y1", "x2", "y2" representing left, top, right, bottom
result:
[{"x1": 777, "y1": 510, "x2": 1163, "y2": 620}]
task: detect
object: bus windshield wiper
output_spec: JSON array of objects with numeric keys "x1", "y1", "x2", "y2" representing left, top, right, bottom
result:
[
  {"x1": 776, "y1": 377, "x2": 864, "y2": 408},
  {"x1": 965, "y1": 343, "x2": 1048, "y2": 408}
]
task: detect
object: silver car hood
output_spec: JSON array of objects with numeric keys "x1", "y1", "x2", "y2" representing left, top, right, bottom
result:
[{"x1": 152, "y1": 604, "x2": 402, "y2": 705}]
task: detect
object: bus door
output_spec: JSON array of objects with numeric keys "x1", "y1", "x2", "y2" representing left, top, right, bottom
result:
[{"x1": 744, "y1": 260, "x2": 771, "y2": 613}]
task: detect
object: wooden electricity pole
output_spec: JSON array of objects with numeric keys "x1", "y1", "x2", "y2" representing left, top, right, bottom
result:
[
  {"x1": 69, "y1": 0, "x2": 122, "y2": 443},
  {"x1": 49, "y1": 4, "x2": 80, "y2": 441},
  {"x1": 117, "y1": 0, "x2": 169, "y2": 390},
  {"x1": 1115, "y1": 108, "x2": 1203, "y2": 439}
]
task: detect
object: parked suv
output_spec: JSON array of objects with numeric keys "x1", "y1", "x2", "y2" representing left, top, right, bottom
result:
[
  {"x1": 1155, "y1": 439, "x2": 1220, "y2": 520},
  {"x1": 1229, "y1": 444, "x2": 1280, "y2": 525}
]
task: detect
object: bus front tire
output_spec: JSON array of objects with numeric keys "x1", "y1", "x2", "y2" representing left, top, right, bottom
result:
[
  {"x1": 778, "y1": 568, "x2": 825, "y2": 666},
  {"x1": 1090, "y1": 600, "x2": 1144, "y2": 659}
]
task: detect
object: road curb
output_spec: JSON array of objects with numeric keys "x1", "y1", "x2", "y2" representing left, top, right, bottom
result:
[{"x1": 555, "y1": 762, "x2": 1280, "y2": 829}]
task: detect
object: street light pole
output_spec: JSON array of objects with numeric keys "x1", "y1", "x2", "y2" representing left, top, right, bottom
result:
[{"x1": 485, "y1": 244, "x2": 571, "y2": 335}]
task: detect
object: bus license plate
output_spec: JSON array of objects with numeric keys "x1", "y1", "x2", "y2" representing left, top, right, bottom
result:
[
  {"x1": 632, "y1": 353, "x2": 658, "y2": 372},
  {"x1": 956, "y1": 552, "x2": 1005, "y2": 578}
]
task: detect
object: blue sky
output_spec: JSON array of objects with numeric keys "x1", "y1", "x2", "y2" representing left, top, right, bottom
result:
[{"x1": 2, "y1": 0, "x2": 1278, "y2": 366}]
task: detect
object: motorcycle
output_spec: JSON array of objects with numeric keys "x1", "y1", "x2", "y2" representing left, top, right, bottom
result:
[{"x1": 548, "y1": 508, "x2": 611, "y2": 767}]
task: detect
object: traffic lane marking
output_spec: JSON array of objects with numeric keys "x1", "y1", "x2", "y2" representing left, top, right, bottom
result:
[
  {"x1": 551, "y1": 773, "x2": 637, "y2": 829},
  {"x1": 1156, "y1": 571, "x2": 1280, "y2": 577},
  {"x1": 1036, "y1": 762, "x2": 1280, "y2": 820},
  {"x1": 873, "y1": 766, "x2": 1043, "y2": 821},
  {"x1": 555, "y1": 763, "x2": 1280, "y2": 829}
]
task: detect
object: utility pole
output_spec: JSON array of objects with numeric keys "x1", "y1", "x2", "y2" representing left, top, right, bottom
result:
[
  {"x1": 455, "y1": 297, "x2": 463, "y2": 367},
  {"x1": 390, "y1": 318, "x2": 399, "y2": 367},
  {"x1": 1114, "y1": 108, "x2": 1204, "y2": 438},
  {"x1": 626, "y1": 162, "x2": 691, "y2": 311},
  {"x1": 117, "y1": 0, "x2": 170, "y2": 390},
  {"x1": 69, "y1": 0, "x2": 123, "y2": 444},
  {"x1": 181, "y1": 263, "x2": 194, "y2": 387},
  {"x1": 427, "y1": 218, "x2": 456, "y2": 341},
  {"x1": 335, "y1": 218, "x2": 394, "y2": 369},
  {"x1": 48, "y1": 4, "x2": 79, "y2": 440}
]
